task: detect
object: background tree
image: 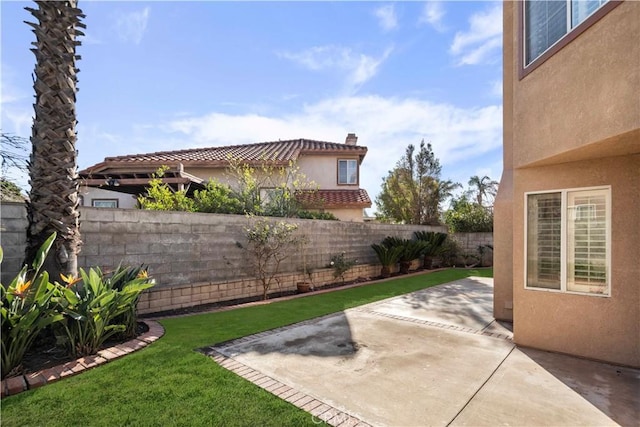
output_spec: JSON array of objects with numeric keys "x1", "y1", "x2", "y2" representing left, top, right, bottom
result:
[
  {"x1": 25, "y1": 1, "x2": 86, "y2": 279},
  {"x1": 467, "y1": 175, "x2": 498, "y2": 207},
  {"x1": 1, "y1": 133, "x2": 29, "y2": 202},
  {"x1": 444, "y1": 195, "x2": 494, "y2": 232},
  {"x1": 375, "y1": 140, "x2": 459, "y2": 225}
]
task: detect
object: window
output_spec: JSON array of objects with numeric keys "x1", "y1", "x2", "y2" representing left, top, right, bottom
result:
[
  {"x1": 338, "y1": 159, "x2": 357, "y2": 185},
  {"x1": 91, "y1": 199, "x2": 118, "y2": 208},
  {"x1": 524, "y1": 0, "x2": 611, "y2": 67},
  {"x1": 526, "y1": 187, "x2": 610, "y2": 296}
]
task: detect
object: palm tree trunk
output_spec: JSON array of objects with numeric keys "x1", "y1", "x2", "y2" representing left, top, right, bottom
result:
[{"x1": 25, "y1": 1, "x2": 85, "y2": 278}]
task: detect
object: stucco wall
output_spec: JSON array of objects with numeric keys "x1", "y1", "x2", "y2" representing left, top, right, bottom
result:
[
  {"x1": 512, "y1": 156, "x2": 640, "y2": 367},
  {"x1": 496, "y1": 0, "x2": 640, "y2": 367},
  {"x1": 79, "y1": 186, "x2": 138, "y2": 209},
  {"x1": 512, "y1": 1, "x2": 640, "y2": 168}
]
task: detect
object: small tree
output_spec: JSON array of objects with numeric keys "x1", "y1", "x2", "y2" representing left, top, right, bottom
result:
[
  {"x1": 226, "y1": 156, "x2": 318, "y2": 218},
  {"x1": 243, "y1": 217, "x2": 300, "y2": 300}
]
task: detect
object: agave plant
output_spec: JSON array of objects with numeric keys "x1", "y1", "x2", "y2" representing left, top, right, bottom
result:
[
  {"x1": 414, "y1": 231, "x2": 448, "y2": 269},
  {"x1": 371, "y1": 243, "x2": 402, "y2": 278},
  {"x1": 0, "y1": 233, "x2": 64, "y2": 378}
]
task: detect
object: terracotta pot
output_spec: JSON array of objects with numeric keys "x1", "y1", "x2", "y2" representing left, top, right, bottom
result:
[{"x1": 297, "y1": 282, "x2": 312, "y2": 293}]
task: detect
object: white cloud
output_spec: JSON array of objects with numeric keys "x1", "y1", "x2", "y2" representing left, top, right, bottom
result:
[
  {"x1": 419, "y1": 2, "x2": 446, "y2": 32},
  {"x1": 490, "y1": 79, "x2": 502, "y2": 98},
  {"x1": 163, "y1": 95, "x2": 502, "y2": 202},
  {"x1": 450, "y1": 5, "x2": 502, "y2": 66},
  {"x1": 278, "y1": 45, "x2": 393, "y2": 92},
  {"x1": 115, "y1": 7, "x2": 150, "y2": 45},
  {"x1": 374, "y1": 4, "x2": 398, "y2": 32}
]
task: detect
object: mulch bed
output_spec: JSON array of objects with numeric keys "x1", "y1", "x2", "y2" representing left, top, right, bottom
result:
[{"x1": 11, "y1": 322, "x2": 149, "y2": 378}]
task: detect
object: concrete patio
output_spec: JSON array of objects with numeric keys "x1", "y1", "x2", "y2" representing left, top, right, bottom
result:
[{"x1": 204, "y1": 277, "x2": 640, "y2": 426}]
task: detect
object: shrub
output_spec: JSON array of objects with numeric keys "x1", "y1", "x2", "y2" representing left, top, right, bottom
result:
[
  {"x1": 243, "y1": 217, "x2": 301, "y2": 300},
  {"x1": 444, "y1": 197, "x2": 493, "y2": 232},
  {"x1": 296, "y1": 210, "x2": 339, "y2": 221},
  {"x1": 329, "y1": 252, "x2": 357, "y2": 283},
  {"x1": 0, "y1": 233, "x2": 64, "y2": 378},
  {"x1": 193, "y1": 179, "x2": 244, "y2": 214},
  {"x1": 138, "y1": 166, "x2": 195, "y2": 212},
  {"x1": 55, "y1": 267, "x2": 155, "y2": 357},
  {"x1": 105, "y1": 264, "x2": 154, "y2": 339}
]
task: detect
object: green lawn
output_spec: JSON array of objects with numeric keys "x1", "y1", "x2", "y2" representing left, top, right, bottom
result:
[{"x1": 1, "y1": 268, "x2": 492, "y2": 427}]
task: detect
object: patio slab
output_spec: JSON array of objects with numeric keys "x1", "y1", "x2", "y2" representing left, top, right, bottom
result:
[{"x1": 206, "y1": 277, "x2": 640, "y2": 426}]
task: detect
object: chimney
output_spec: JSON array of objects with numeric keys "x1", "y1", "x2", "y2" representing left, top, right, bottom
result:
[{"x1": 345, "y1": 133, "x2": 358, "y2": 145}]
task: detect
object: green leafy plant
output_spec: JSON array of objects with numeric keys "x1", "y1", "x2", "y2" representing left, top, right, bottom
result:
[
  {"x1": 55, "y1": 267, "x2": 155, "y2": 357},
  {"x1": 381, "y1": 237, "x2": 427, "y2": 274},
  {"x1": 439, "y1": 238, "x2": 461, "y2": 267},
  {"x1": 371, "y1": 243, "x2": 403, "y2": 278},
  {"x1": 329, "y1": 252, "x2": 357, "y2": 283},
  {"x1": 106, "y1": 264, "x2": 154, "y2": 339},
  {"x1": 243, "y1": 217, "x2": 301, "y2": 300},
  {"x1": 138, "y1": 166, "x2": 196, "y2": 212},
  {"x1": 296, "y1": 210, "x2": 339, "y2": 221},
  {"x1": 414, "y1": 231, "x2": 448, "y2": 269},
  {"x1": 0, "y1": 233, "x2": 64, "y2": 378},
  {"x1": 193, "y1": 179, "x2": 244, "y2": 214}
]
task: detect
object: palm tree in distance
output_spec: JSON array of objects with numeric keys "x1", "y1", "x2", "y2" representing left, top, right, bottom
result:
[
  {"x1": 468, "y1": 175, "x2": 499, "y2": 207},
  {"x1": 25, "y1": 1, "x2": 85, "y2": 278}
]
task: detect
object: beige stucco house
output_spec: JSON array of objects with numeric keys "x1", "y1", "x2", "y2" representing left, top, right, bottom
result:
[
  {"x1": 495, "y1": 0, "x2": 639, "y2": 367},
  {"x1": 79, "y1": 134, "x2": 372, "y2": 221}
]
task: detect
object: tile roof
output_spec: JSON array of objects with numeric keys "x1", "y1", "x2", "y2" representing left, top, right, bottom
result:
[
  {"x1": 296, "y1": 189, "x2": 372, "y2": 209},
  {"x1": 81, "y1": 138, "x2": 367, "y2": 174}
]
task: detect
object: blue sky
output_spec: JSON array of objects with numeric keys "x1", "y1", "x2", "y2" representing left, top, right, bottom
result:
[{"x1": 1, "y1": 1, "x2": 503, "y2": 209}]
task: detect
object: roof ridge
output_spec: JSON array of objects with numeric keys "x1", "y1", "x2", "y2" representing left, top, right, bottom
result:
[{"x1": 103, "y1": 138, "x2": 358, "y2": 161}]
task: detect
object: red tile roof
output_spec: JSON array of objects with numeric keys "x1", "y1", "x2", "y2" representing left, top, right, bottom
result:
[
  {"x1": 296, "y1": 189, "x2": 371, "y2": 209},
  {"x1": 81, "y1": 138, "x2": 367, "y2": 174}
]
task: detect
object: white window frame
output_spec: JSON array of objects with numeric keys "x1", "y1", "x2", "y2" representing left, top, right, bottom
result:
[
  {"x1": 524, "y1": 186, "x2": 611, "y2": 297},
  {"x1": 338, "y1": 159, "x2": 358, "y2": 185},
  {"x1": 91, "y1": 199, "x2": 119, "y2": 208},
  {"x1": 523, "y1": 0, "x2": 609, "y2": 67}
]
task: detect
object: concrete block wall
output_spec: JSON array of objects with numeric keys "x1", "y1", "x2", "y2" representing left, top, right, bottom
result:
[
  {"x1": 0, "y1": 204, "x2": 27, "y2": 281},
  {"x1": 1, "y1": 203, "x2": 440, "y2": 312},
  {"x1": 136, "y1": 263, "x2": 383, "y2": 314},
  {"x1": 449, "y1": 232, "x2": 494, "y2": 266}
]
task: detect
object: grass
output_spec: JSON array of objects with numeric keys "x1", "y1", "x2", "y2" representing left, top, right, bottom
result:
[{"x1": 1, "y1": 268, "x2": 492, "y2": 427}]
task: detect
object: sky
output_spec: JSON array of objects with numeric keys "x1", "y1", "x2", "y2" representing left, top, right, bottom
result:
[{"x1": 1, "y1": 1, "x2": 503, "y2": 211}]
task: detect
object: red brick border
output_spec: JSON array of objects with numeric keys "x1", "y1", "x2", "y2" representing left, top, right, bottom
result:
[
  {"x1": 206, "y1": 349, "x2": 371, "y2": 427},
  {"x1": 0, "y1": 320, "x2": 164, "y2": 399}
]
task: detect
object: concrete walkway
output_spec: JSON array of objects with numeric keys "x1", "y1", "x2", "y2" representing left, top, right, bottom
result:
[{"x1": 204, "y1": 277, "x2": 640, "y2": 426}]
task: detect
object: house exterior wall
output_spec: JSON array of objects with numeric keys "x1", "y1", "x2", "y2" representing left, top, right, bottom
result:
[
  {"x1": 79, "y1": 186, "x2": 138, "y2": 209},
  {"x1": 495, "y1": 0, "x2": 640, "y2": 367},
  {"x1": 297, "y1": 155, "x2": 362, "y2": 189}
]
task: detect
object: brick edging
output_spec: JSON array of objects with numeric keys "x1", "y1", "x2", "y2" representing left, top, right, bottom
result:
[
  {"x1": 205, "y1": 348, "x2": 371, "y2": 427},
  {"x1": 0, "y1": 320, "x2": 164, "y2": 399}
]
